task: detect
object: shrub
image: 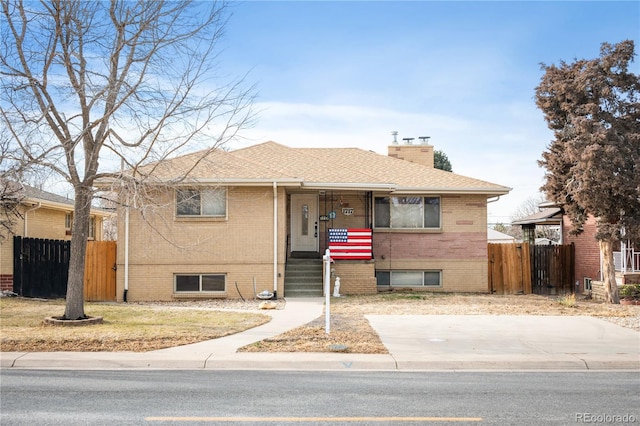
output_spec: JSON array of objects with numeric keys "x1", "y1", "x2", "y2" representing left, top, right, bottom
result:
[{"x1": 619, "y1": 284, "x2": 640, "y2": 300}]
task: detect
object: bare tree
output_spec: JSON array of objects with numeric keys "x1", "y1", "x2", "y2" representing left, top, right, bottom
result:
[
  {"x1": 0, "y1": 127, "x2": 26, "y2": 240},
  {"x1": 508, "y1": 194, "x2": 560, "y2": 242},
  {"x1": 1, "y1": 1, "x2": 254, "y2": 319},
  {"x1": 511, "y1": 194, "x2": 546, "y2": 221},
  {"x1": 0, "y1": 178, "x2": 24, "y2": 241},
  {"x1": 535, "y1": 40, "x2": 640, "y2": 304}
]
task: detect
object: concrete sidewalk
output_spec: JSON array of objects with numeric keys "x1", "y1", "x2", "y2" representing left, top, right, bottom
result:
[{"x1": 1, "y1": 298, "x2": 638, "y2": 371}]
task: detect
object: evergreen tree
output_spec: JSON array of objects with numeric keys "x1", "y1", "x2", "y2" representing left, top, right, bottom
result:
[{"x1": 535, "y1": 40, "x2": 640, "y2": 303}]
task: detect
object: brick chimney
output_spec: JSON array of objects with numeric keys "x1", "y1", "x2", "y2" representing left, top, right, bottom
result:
[{"x1": 387, "y1": 135, "x2": 434, "y2": 168}]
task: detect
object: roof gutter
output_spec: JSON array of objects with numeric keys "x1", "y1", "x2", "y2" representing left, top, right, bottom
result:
[
  {"x1": 391, "y1": 187, "x2": 511, "y2": 195},
  {"x1": 301, "y1": 182, "x2": 397, "y2": 191},
  {"x1": 22, "y1": 197, "x2": 112, "y2": 217},
  {"x1": 191, "y1": 178, "x2": 303, "y2": 187},
  {"x1": 97, "y1": 177, "x2": 305, "y2": 188}
]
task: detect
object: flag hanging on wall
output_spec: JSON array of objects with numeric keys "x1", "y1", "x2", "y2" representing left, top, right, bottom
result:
[{"x1": 328, "y1": 228, "x2": 372, "y2": 260}]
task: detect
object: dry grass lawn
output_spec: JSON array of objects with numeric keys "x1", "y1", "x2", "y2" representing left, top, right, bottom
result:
[
  {"x1": 0, "y1": 298, "x2": 269, "y2": 352},
  {"x1": 2, "y1": 292, "x2": 638, "y2": 354}
]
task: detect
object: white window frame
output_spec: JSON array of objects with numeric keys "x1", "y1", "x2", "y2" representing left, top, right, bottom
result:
[
  {"x1": 376, "y1": 270, "x2": 442, "y2": 287},
  {"x1": 174, "y1": 274, "x2": 226, "y2": 293},
  {"x1": 88, "y1": 216, "x2": 96, "y2": 240},
  {"x1": 374, "y1": 196, "x2": 441, "y2": 229},
  {"x1": 65, "y1": 212, "x2": 73, "y2": 230},
  {"x1": 176, "y1": 188, "x2": 227, "y2": 217}
]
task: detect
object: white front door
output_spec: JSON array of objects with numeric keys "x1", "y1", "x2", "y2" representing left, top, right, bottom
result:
[{"x1": 291, "y1": 194, "x2": 318, "y2": 252}]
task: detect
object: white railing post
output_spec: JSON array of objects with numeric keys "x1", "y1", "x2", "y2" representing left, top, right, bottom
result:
[{"x1": 323, "y1": 249, "x2": 331, "y2": 334}]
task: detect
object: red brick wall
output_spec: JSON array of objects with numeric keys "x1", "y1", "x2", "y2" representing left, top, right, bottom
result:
[
  {"x1": 0, "y1": 274, "x2": 13, "y2": 292},
  {"x1": 373, "y1": 232, "x2": 487, "y2": 260},
  {"x1": 563, "y1": 215, "x2": 600, "y2": 291}
]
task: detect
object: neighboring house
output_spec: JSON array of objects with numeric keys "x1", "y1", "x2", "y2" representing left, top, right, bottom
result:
[
  {"x1": 535, "y1": 238, "x2": 559, "y2": 246},
  {"x1": 0, "y1": 184, "x2": 111, "y2": 292},
  {"x1": 106, "y1": 141, "x2": 510, "y2": 302},
  {"x1": 511, "y1": 203, "x2": 638, "y2": 292},
  {"x1": 487, "y1": 228, "x2": 516, "y2": 244}
]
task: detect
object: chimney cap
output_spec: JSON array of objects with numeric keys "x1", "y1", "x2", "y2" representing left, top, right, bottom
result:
[
  {"x1": 418, "y1": 136, "x2": 431, "y2": 145},
  {"x1": 390, "y1": 131, "x2": 398, "y2": 144},
  {"x1": 402, "y1": 137, "x2": 414, "y2": 145}
]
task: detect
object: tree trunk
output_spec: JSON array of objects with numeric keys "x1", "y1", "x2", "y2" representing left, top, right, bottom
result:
[
  {"x1": 63, "y1": 186, "x2": 92, "y2": 319},
  {"x1": 599, "y1": 239, "x2": 620, "y2": 304}
]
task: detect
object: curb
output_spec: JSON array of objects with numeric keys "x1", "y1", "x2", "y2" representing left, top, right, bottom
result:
[{"x1": 2, "y1": 352, "x2": 638, "y2": 371}]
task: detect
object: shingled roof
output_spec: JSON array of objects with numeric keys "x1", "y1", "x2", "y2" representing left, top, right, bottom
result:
[
  {"x1": 133, "y1": 141, "x2": 511, "y2": 195},
  {"x1": 6, "y1": 183, "x2": 111, "y2": 216},
  {"x1": 22, "y1": 184, "x2": 74, "y2": 206}
]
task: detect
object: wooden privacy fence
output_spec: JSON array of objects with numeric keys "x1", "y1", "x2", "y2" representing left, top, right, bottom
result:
[
  {"x1": 488, "y1": 243, "x2": 575, "y2": 295},
  {"x1": 84, "y1": 240, "x2": 117, "y2": 301},
  {"x1": 13, "y1": 236, "x2": 70, "y2": 298},
  {"x1": 13, "y1": 237, "x2": 116, "y2": 301},
  {"x1": 488, "y1": 243, "x2": 532, "y2": 295},
  {"x1": 531, "y1": 243, "x2": 575, "y2": 295}
]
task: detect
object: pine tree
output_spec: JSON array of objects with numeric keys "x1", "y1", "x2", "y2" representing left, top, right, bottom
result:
[{"x1": 535, "y1": 40, "x2": 640, "y2": 303}]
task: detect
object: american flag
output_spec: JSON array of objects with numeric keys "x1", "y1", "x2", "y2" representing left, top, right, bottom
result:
[{"x1": 328, "y1": 228, "x2": 372, "y2": 260}]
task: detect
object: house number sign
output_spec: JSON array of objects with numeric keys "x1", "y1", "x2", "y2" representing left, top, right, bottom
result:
[{"x1": 342, "y1": 208, "x2": 354, "y2": 216}]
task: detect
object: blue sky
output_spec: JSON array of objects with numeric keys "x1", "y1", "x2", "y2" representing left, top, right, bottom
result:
[{"x1": 218, "y1": 0, "x2": 640, "y2": 225}]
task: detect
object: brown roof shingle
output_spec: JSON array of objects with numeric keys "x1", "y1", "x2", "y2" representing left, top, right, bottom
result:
[{"x1": 135, "y1": 141, "x2": 510, "y2": 195}]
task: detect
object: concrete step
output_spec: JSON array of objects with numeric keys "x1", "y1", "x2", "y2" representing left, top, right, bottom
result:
[
  {"x1": 285, "y1": 259, "x2": 323, "y2": 298},
  {"x1": 283, "y1": 288, "x2": 323, "y2": 297}
]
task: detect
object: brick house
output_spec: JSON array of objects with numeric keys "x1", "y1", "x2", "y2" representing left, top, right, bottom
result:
[
  {"x1": 512, "y1": 204, "x2": 637, "y2": 292},
  {"x1": 106, "y1": 141, "x2": 510, "y2": 301},
  {"x1": 561, "y1": 215, "x2": 601, "y2": 292},
  {"x1": 0, "y1": 184, "x2": 111, "y2": 292}
]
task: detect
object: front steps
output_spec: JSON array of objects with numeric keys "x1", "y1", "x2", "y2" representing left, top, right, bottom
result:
[{"x1": 284, "y1": 258, "x2": 323, "y2": 297}]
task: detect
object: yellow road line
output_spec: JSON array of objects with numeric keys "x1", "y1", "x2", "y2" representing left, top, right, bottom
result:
[{"x1": 146, "y1": 416, "x2": 482, "y2": 422}]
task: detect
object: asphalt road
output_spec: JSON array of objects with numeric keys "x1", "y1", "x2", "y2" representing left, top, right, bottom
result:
[{"x1": 1, "y1": 370, "x2": 639, "y2": 425}]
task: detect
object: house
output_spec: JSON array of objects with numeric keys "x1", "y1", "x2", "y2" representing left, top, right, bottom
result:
[
  {"x1": 512, "y1": 203, "x2": 639, "y2": 293},
  {"x1": 105, "y1": 141, "x2": 510, "y2": 301},
  {"x1": 487, "y1": 228, "x2": 516, "y2": 244},
  {"x1": 0, "y1": 183, "x2": 111, "y2": 292}
]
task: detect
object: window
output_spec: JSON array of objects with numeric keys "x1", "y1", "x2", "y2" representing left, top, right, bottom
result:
[
  {"x1": 64, "y1": 213, "x2": 97, "y2": 239},
  {"x1": 175, "y1": 274, "x2": 225, "y2": 293},
  {"x1": 176, "y1": 188, "x2": 226, "y2": 217},
  {"x1": 301, "y1": 204, "x2": 309, "y2": 236},
  {"x1": 374, "y1": 196, "x2": 440, "y2": 229},
  {"x1": 88, "y1": 217, "x2": 96, "y2": 239},
  {"x1": 376, "y1": 270, "x2": 442, "y2": 287}
]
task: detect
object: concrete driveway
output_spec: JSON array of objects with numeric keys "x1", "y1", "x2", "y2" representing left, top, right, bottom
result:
[{"x1": 366, "y1": 315, "x2": 640, "y2": 370}]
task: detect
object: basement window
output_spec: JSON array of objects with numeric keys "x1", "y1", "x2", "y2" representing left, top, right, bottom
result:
[
  {"x1": 376, "y1": 270, "x2": 442, "y2": 287},
  {"x1": 175, "y1": 274, "x2": 226, "y2": 293}
]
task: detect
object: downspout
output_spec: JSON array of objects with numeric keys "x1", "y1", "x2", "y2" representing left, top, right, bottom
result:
[
  {"x1": 23, "y1": 202, "x2": 42, "y2": 236},
  {"x1": 123, "y1": 199, "x2": 130, "y2": 302},
  {"x1": 273, "y1": 182, "x2": 278, "y2": 299}
]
